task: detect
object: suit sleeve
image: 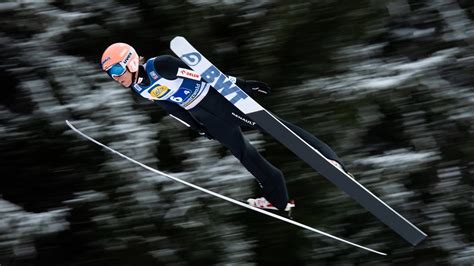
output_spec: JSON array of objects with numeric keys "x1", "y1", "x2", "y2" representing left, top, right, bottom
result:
[
  {"x1": 154, "y1": 55, "x2": 255, "y2": 94},
  {"x1": 153, "y1": 55, "x2": 190, "y2": 80},
  {"x1": 150, "y1": 56, "x2": 204, "y2": 130}
]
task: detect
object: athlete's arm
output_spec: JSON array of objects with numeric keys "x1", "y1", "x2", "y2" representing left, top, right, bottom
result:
[
  {"x1": 154, "y1": 55, "x2": 271, "y2": 97},
  {"x1": 155, "y1": 100, "x2": 202, "y2": 128},
  {"x1": 153, "y1": 55, "x2": 190, "y2": 80},
  {"x1": 155, "y1": 100, "x2": 213, "y2": 139}
]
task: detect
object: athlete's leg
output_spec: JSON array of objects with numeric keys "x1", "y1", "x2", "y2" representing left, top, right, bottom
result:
[
  {"x1": 276, "y1": 118, "x2": 348, "y2": 171},
  {"x1": 190, "y1": 107, "x2": 289, "y2": 210},
  {"x1": 197, "y1": 89, "x2": 347, "y2": 172}
]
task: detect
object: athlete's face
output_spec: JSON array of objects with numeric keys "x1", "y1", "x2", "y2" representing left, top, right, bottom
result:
[{"x1": 114, "y1": 69, "x2": 133, "y2": 88}]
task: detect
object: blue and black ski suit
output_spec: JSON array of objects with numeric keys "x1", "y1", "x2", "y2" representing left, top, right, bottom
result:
[{"x1": 130, "y1": 55, "x2": 346, "y2": 210}]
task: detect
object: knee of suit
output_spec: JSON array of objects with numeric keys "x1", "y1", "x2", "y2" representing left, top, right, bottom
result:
[
  {"x1": 228, "y1": 140, "x2": 256, "y2": 162},
  {"x1": 229, "y1": 145, "x2": 247, "y2": 162}
]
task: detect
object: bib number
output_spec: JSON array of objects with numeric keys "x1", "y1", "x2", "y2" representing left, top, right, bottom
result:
[
  {"x1": 170, "y1": 96, "x2": 183, "y2": 103},
  {"x1": 170, "y1": 88, "x2": 192, "y2": 103}
]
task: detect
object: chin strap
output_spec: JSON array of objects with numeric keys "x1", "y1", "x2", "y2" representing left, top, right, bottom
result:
[
  {"x1": 131, "y1": 71, "x2": 137, "y2": 83},
  {"x1": 130, "y1": 70, "x2": 143, "y2": 84}
]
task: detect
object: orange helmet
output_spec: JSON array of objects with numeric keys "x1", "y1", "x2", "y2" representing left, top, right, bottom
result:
[{"x1": 100, "y1": 43, "x2": 139, "y2": 76}]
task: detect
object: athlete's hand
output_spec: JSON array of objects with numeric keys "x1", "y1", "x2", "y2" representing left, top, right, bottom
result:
[
  {"x1": 197, "y1": 127, "x2": 214, "y2": 140},
  {"x1": 245, "y1": 80, "x2": 271, "y2": 96}
]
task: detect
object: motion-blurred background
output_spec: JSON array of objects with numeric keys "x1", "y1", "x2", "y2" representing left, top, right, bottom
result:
[{"x1": 1, "y1": 0, "x2": 473, "y2": 265}]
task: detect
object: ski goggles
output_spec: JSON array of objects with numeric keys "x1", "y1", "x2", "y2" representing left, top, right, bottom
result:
[{"x1": 106, "y1": 62, "x2": 127, "y2": 79}]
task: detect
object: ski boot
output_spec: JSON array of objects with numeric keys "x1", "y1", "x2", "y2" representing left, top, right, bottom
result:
[
  {"x1": 247, "y1": 197, "x2": 295, "y2": 218},
  {"x1": 329, "y1": 160, "x2": 355, "y2": 179}
]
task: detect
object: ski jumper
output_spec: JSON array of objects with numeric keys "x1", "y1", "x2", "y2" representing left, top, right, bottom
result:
[{"x1": 130, "y1": 55, "x2": 346, "y2": 210}]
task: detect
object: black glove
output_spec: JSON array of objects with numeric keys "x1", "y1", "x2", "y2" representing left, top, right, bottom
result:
[
  {"x1": 243, "y1": 80, "x2": 271, "y2": 96},
  {"x1": 196, "y1": 127, "x2": 214, "y2": 140}
]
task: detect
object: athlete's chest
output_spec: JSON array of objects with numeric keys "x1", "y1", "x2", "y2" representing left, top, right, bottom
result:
[
  {"x1": 132, "y1": 61, "x2": 209, "y2": 109},
  {"x1": 133, "y1": 78, "x2": 201, "y2": 102}
]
